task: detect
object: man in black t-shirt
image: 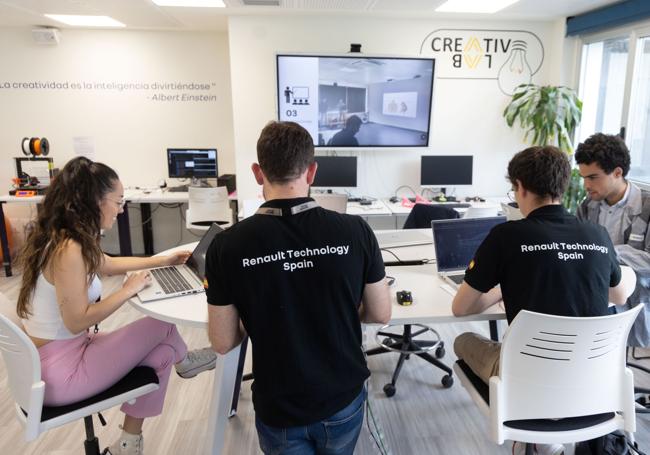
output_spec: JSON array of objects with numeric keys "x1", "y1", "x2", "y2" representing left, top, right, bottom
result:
[
  {"x1": 452, "y1": 146, "x2": 636, "y2": 385},
  {"x1": 205, "y1": 121, "x2": 391, "y2": 455},
  {"x1": 328, "y1": 115, "x2": 362, "y2": 147}
]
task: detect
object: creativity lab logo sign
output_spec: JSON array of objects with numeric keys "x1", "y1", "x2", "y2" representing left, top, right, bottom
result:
[{"x1": 419, "y1": 29, "x2": 544, "y2": 95}]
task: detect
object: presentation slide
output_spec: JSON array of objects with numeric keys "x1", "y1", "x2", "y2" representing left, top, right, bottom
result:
[{"x1": 277, "y1": 55, "x2": 435, "y2": 148}]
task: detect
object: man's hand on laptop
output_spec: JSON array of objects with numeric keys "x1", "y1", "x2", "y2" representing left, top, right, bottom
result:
[
  {"x1": 123, "y1": 270, "x2": 153, "y2": 297},
  {"x1": 160, "y1": 250, "x2": 192, "y2": 266}
]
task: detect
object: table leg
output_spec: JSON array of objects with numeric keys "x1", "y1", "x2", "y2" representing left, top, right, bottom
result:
[
  {"x1": 229, "y1": 337, "x2": 249, "y2": 416},
  {"x1": 0, "y1": 202, "x2": 12, "y2": 277},
  {"x1": 117, "y1": 204, "x2": 133, "y2": 256},
  {"x1": 489, "y1": 320, "x2": 499, "y2": 341},
  {"x1": 141, "y1": 203, "x2": 154, "y2": 255},
  {"x1": 206, "y1": 345, "x2": 241, "y2": 455}
]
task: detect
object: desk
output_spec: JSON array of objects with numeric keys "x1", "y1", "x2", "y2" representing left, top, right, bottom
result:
[
  {"x1": 122, "y1": 189, "x2": 238, "y2": 257},
  {"x1": 129, "y1": 242, "x2": 238, "y2": 455},
  {"x1": 378, "y1": 230, "x2": 505, "y2": 337}
]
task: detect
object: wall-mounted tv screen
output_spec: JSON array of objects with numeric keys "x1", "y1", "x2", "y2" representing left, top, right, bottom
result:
[{"x1": 277, "y1": 55, "x2": 435, "y2": 148}]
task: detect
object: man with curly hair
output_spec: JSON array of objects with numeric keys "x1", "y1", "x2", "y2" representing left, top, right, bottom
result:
[{"x1": 575, "y1": 132, "x2": 650, "y2": 343}]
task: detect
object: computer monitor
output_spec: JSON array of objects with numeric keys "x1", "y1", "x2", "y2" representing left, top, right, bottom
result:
[
  {"x1": 420, "y1": 155, "x2": 473, "y2": 192},
  {"x1": 312, "y1": 156, "x2": 357, "y2": 188},
  {"x1": 167, "y1": 148, "x2": 218, "y2": 179}
]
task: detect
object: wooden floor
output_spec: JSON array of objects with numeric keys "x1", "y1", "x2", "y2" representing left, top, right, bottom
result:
[{"x1": 3, "y1": 272, "x2": 650, "y2": 455}]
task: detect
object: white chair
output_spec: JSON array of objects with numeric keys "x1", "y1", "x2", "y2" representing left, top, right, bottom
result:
[
  {"x1": 453, "y1": 305, "x2": 643, "y2": 454},
  {"x1": 463, "y1": 204, "x2": 499, "y2": 218},
  {"x1": 0, "y1": 311, "x2": 160, "y2": 454},
  {"x1": 311, "y1": 193, "x2": 348, "y2": 214},
  {"x1": 186, "y1": 186, "x2": 233, "y2": 230},
  {"x1": 500, "y1": 202, "x2": 524, "y2": 221}
]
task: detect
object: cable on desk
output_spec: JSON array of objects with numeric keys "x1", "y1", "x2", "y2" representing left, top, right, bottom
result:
[{"x1": 393, "y1": 185, "x2": 417, "y2": 198}]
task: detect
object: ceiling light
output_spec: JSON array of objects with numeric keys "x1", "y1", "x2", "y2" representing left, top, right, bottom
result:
[
  {"x1": 44, "y1": 15, "x2": 125, "y2": 27},
  {"x1": 151, "y1": 0, "x2": 226, "y2": 6},
  {"x1": 435, "y1": 0, "x2": 520, "y2": 14}
]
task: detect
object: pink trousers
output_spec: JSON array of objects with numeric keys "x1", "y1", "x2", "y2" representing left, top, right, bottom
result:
[{"x1": 38, "y1": 317, "x2": 188, "y2": 418}]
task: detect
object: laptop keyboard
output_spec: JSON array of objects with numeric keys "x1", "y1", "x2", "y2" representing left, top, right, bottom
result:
[
  {"x1": 448, "y1": 274, "x2": 465, "y2": 285},
  {"x1": 151, "y1": 267, "x2": 193, "y2": 294}
]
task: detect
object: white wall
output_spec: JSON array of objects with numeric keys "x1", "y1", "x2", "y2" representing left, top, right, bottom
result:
[
  {"x1": 0, "y1": 28, "x2": 235, "y2": 254},
  {"x1": 228, "y1": 15, "x2": 565, "y2": 202}
]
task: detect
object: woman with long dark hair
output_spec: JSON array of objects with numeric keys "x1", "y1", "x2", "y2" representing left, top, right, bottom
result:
[{"x1": 17, "y1": 156, "x2": 216, "y2": 455}]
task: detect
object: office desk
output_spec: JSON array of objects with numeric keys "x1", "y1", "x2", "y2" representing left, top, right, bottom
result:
[
  {"x1": 117, "y1": 189, "x2": 237, "y2": 257},
  {"x1": 129, "y1": 241, "x2": 238, "y2": 455}
]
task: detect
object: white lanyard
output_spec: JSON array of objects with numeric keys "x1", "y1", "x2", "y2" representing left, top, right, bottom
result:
[{"x1": 256, "y1": 200, "x2": 319, "y2": 217}]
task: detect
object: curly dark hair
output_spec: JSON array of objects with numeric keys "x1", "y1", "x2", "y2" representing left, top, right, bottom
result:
[
  {"x1": 507, "y1": 146, "x2": 570, "y2": 200},
  {"x1": 17, "y1": 157, "x2": 119, "y2": 318},
  {"x1": 257, "y1": 121, "x2": 314, "y2": 184},
  {"x1": 575, "y1": 133, "x2": 630, "y2": 176}
]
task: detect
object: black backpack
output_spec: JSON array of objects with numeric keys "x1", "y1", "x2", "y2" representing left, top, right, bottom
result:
[{"x1": 575, "y1": 431, "x2": 646, "y2": 455}]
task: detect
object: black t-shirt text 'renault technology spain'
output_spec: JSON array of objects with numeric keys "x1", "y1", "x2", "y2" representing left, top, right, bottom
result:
[
  {"x1": 464, "y1": 205, "x2": 622, "y2": 323},
  {"x1": 205, "y1": 197, "x2": 385, "y2": 427}
]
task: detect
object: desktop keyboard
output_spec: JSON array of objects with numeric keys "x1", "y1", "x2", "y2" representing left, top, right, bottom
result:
[
  {"x1": 151, "y1": 267, "x2": 193, "y2": 294},
  {"x1": 406, "y1": 198, "x2": 471, "y2": 209},
  {"x1": 168, "y1": 185, "x2": 189, "y2": 192}
]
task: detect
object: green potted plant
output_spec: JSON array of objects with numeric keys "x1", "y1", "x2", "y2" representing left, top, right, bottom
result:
[{"x1": 503, "y1": 84, "x2": 585, "y2": 213}]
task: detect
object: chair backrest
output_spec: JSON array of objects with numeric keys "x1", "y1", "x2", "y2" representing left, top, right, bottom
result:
[
  {"x1": 0, "y1": 312, "x2": 45, "y2": 431},
  {"x1": 403, "y1": 203, "x2": 459, "y2": 229},
  {"x1": 496, "y1": 306, "x2": 642, "y2": 422},
  {"x1": 463, "y1": 205, "x2": 499, "y2": 219},
  {"x1": 312, "y1": 193, "x2": 348, "y2": 214},
  {"x1": 187, "y1": 186, "x2": 231, "y2": 225}
]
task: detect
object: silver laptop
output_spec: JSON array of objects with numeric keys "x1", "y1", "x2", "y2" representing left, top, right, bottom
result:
[
  {"x1": 432, "y1": 216, "x2": 506, "y2": 289},
  {"x1": 375, "y1": 230, "x2": 432, "y2": 249},
  {"x1": 137, "y1": 223, "x2": 223, "y2": 302}
]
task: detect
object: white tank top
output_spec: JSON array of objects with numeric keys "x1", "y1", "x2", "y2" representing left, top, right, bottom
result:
[{"x1": 22, "y1": 274, "x2": 102, "y2": 340}]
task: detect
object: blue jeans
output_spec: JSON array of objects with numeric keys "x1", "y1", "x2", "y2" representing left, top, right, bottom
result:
[{"x1": 255, "y1": 388, "x2": 367, "y2": 455}]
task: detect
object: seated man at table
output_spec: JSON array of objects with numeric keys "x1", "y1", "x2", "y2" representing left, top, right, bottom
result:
[
  {"x1": 451, "y1": 146, "x2": 637, "y2": 454},
  {"x1": 204, "y1": 121, "x2": 391, "y2": 455}
]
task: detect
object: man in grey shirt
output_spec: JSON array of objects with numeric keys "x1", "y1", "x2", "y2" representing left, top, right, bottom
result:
[{"x1": 576, "y1": 133, "x2": 650, "y2": 342}]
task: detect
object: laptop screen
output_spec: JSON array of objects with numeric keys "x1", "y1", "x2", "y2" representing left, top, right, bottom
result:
[
  {"x1": 186, "y1": 223, "x2": 224, "y2": 277},
  {"x1": 432, "y1": 216, "x2": 506, "y2": 273}
]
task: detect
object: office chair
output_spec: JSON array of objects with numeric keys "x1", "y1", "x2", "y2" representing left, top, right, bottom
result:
[
  {"x1": 186, "y1": 186, "x2": 233, "y2": 231},
  {"x1": 454, "y1": 306, "x2": 642, "y2": 454},
  {"x1": 367, "y1": 205, "x2": 458, "y2": 397},
  {"x1": 0, "y1": 308, "x2": 160, "y2": 455},
  {"x1": 463, "y1": 205, "x2": 499, "y2": 219},
  {"x1": 402, "y1": 203, "x2": 459, "y2": 229}
]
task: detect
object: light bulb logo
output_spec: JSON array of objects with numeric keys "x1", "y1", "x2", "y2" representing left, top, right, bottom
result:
[{"x1": 497, "y1": 40, "x2": 533, "y2": 95}]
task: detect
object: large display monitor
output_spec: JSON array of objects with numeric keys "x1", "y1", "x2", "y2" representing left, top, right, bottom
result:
[
  {"x1": 312, "y1": 156, "x2": 357, "y2": 188},
  {"x1": 277, "y1": 55, "x2": 435, "y2": 148},
  {"x1": 421, "y1": 155, "x2": 473, "y2": 188},
  {"x1": 167, "y1": 148, "x2": 218, "y2": 179}
]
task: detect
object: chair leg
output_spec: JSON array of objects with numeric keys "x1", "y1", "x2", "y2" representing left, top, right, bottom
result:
[
  {"x1": 383, "y1": 352, "x2": 408, "y2": 397},
  {"x1": 525, "y1": 443, "x2": 534, "y2": 455},
  {"x1": 83, "y1": 415, "x2": 101, "y2": 455}
]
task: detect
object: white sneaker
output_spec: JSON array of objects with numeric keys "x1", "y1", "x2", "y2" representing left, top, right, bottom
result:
[
  {"x1": 175, "y1": 347, "x2": 217, "y2": 379},
  {"x1": 512, "y1": 442, "x2": 564, "y2": 455},
  {"x1": 104, "y1": 430, "x2": 144, "y2": 455}
]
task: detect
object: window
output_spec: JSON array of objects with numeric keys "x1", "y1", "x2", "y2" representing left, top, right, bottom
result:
[
  {"x1": 577, "y1": 37, "x2": 629, "y2": 142},
  {"x1": 576, "y1": 23, "x2": 650, "y2": 187},
  {"x1": 627, "y1": 35, "x2": 650, "y2": 183}
]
